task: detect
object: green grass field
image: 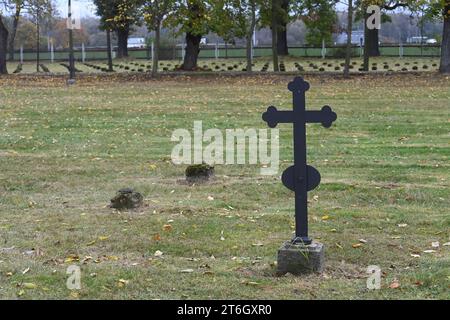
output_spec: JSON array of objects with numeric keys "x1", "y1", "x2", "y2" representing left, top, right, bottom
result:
[
  {"x1": 6, "y1": 56, "x2": 443, "y2": 75},
  {"x1": 0, "y1": 74, "x2": 449, "y2": 300}
]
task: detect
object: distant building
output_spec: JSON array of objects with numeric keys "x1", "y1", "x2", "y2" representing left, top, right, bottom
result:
[
  {"x1": 128, "y1": 37, "x2": 146, "y2": 49},
  {"x1": 335, "y1": 30, "x2": 364, "y2": 45}
]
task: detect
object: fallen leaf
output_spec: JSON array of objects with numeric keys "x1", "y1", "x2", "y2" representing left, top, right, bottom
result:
[
  {"x1": 107, "y1": 256, "x2": 119, "y2": 261},
  {"x1": 410, "y1": 254, "x2": 421, "y2": 258},
  {"x1": 152, "y1": 234, "x2": 162, "y2": 241},
  {"x1": 208, "y1": 196, "x2": 215, "y2": 201},
  {"x1": 397, "y1": 224, "x2": 408, "y2": 228},
  {"x1": 117, "y1": 279, "x2": 129, "y2": 287},
  {"x1": 352, "y1": 243, "x2": 362, "y2": 248},
  {"x1": 154, "y1": 250, "x2": 163, "y2": 257},
  {"x1": 17, "y1": 290, "x2": 25, "y2": 297},
  {"x1": 22, "y1": 268, "x2": 30, "y2": 275},
  {"x1": 98, "y1": 236, "x2": 110, "y2": 241},
  {"x1": 321, "y1": 215, "x2": 330, "y2": 221},
  {"x1": 389, "y1": 280, "x2": 400, "y2": 289},
  {"x1": 23, "y1": 283, "x2": 37, "y2": 290},
  {"x1": 65, "y1": 255, "x2": 80, "y2": 263},
  {"x1": 180, "y1": 269, "x2": 194, "y2": 273},
  {"x1": 163, "y1": 224, "x2": 173, "y2": 232},
  {"x1": 252, "y1": 242, "x2": 264, "y2": 247},
  {"x1": 431, "y1": 241, "x2": 440, "y2": 248},
  {"x1": 423, "y1": 250, "x2": 436, "y2": 254},
  {"x1": 359, "y1": 239, "x2": 368, "y2": 244}
]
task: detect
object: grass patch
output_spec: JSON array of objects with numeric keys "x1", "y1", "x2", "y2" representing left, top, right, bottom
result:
[{"x1": 0, "y1": 74, "x2": 449, "y2": 299}]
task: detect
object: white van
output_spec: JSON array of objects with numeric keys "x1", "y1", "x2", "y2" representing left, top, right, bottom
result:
[{"x1": 128, "y1": 38, "x2": 146, "y2": 49}]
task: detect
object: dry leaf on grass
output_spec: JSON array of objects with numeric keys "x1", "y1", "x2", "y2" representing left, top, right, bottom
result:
[
  {"x1": 153, "y1": 234, "x2": 162, "y2": 241},
  {"x1": 117, "y1": 279, "x2": 129, "y2": 287},
  {"x1": 180, "y1": 269, "x2": 194, "y2": 273},
  {"x1": 389, "y1": 280, "x2": 400, "y2": 289},
  {"x1": 431, "y1": 241, "x2": 440, "y2": 248},
  {"x1": 23, "y1": 283, "x2": 37, "y2": 290},
  {"x1": 65, "y1": 255, "x2": 80, "y2": 263}
]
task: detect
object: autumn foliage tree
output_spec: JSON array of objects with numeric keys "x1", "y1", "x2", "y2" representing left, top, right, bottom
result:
[
  {"x1": 300, "y1": 0, "x2": 338, "y2": 46},
  {"x1": 143, "y1": 0, "x2": 172, "y2": 75},
  {"x1": 164, "y1": 0, "x2": 210, "y2": 70},
  {"x1": 94, "y1": 0, "x2": 142, "y2": 58}
]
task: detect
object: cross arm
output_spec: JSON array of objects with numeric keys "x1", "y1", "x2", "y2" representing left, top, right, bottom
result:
[
  {"x1": 306, "y1": 106, "x2": 337, "y2": 128},
  {"x1": 262, "y1": 106, "x2": 293, "y2": 128}
]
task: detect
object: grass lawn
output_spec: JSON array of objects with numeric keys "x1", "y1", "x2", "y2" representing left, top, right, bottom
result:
[
  {"x1": 6, "y1": 56, "x2": 443, "y2": 74},
  {"x1": 0, "y1": 74, "x2": 449, "y2": 300}
]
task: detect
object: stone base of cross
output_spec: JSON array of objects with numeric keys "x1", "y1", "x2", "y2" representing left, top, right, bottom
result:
[{"x1": 263, "y1": 77, "x2": 337, "y2": 245}]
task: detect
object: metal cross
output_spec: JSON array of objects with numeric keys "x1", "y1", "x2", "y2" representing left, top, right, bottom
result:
[{"x1": 263, "y1": 77, "x2": 337, "y2": 245}]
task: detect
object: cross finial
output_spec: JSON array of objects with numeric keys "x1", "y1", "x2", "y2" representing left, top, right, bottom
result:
[{"x1": 288, "y1": 77, "x2": 310, "y2": 93}]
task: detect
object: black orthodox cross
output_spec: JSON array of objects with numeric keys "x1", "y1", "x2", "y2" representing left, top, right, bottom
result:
[{"x1": 263, "y1": 77, "x2": 337, "y2": 245}]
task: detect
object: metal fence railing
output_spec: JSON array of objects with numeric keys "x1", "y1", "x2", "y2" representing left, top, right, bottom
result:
[{"x1": 10, "y1": 44, "x2": 442, "y2": 62}]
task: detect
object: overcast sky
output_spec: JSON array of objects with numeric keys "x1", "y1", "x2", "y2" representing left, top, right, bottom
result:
[
  {"x1": 54, "y1": 1, "x2": 359, "y2": 19},
  {"x1": 56, "y1": 0, "x2": 97, "y2": 17}
]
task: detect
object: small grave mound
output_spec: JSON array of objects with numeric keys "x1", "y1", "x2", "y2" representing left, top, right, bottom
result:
[
  {"x1": 185, "y1": 163, "x2": 214, "y2": 183},
  {"x1": 110, "y1": 188, "x2": 143, "y2": 210}
]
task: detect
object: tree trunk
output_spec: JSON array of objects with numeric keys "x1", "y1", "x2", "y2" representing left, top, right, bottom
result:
[
  {"x1": 363, "y1": 10, "x2": 370, "y2": 71},
  {"x1": 8, "y1": 6, "x2": 21, "y2": 61},
  {"x1": 440, "y1": 6, "x2": 450, "y2": 74},
  {"x1": 106, "y1": 29, "x2": 113, "y2": 72},
  {"x1": 367, "y1": 28, "x2": 380, "y2": 56},
  {"x1": 36, "y1": 18, "x2": 40, "y2": 73},
  {"x1": 246, "y1": 2, "x2": 256, "y2": 73},
  {"x1": 0, "y1": 16, "x2": 8, "y2": 74},
  {"x1": 277, "y1": 0, "x2": 289, "y2": 55},
  {"x1": 344, "y1": 0, "x2": 353, "y2": 78},
  {"x1": 272, "y1": 0, "x2": 279, "y2": 72},
  {"x1": 181, "y1": 32, "x2": 201, "y2": 71},
  {"x1": 117, "y1": 28, "x2": 129, "y2": 58},
  {"x1": 152, "y1": 23, "x2": 161, "y2": 75},
  {"x1": 277, "y1": 29, "x2": 288, "y2": 56}
]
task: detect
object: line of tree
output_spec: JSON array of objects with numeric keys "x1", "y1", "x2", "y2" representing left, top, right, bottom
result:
[{"x1": 0, "y1": 0, "x2": 449, "y2": 75}]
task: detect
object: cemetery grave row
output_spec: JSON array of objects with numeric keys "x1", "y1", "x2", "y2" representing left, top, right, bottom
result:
[{"x1": 6, "y1": 57, "x2": 441, "y2": 75}]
